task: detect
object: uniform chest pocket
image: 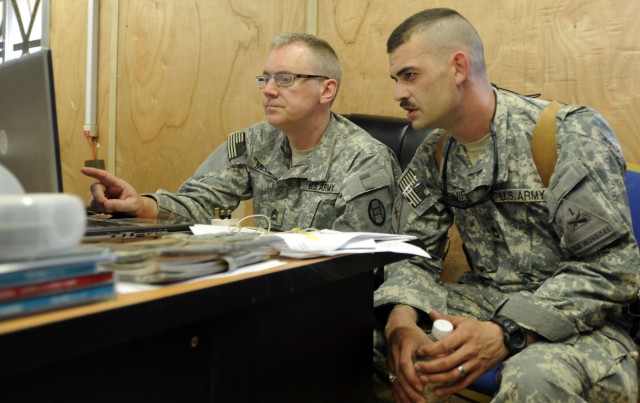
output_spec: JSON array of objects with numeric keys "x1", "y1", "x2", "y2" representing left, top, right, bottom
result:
[{"x1": 296, "y1": 190, "x2": 339, "y2": 229}]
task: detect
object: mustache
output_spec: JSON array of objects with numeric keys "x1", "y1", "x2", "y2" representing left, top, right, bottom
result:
[{"x1": 400, "y1": 99, "x2": 414, "y2": 109}]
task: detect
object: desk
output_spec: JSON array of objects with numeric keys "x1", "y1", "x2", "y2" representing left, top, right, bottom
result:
[{"x1": 0, "y1": 252, "x2": 405, "y2": 403}]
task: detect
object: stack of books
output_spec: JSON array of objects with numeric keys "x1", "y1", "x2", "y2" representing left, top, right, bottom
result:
[
  {"x1": 0, "y1": 245, "x2": 116, "y2": 320},
  {"x1": 101, "y1": 232, "x2": 279, "y2": 284}
]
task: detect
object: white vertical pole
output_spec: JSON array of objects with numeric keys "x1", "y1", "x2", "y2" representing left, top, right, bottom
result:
[
  {"x1": 84, "y1": 0, "x2": 99, "y2": 138},
  {"x1": 41, "y1": 0, "x2": 50, "y2": 48},
  {"x1": 107, "y1": 0, "x2": 119, "y2": 173},
  {"x1": 3, "y1": 0, "x2": 14, "y2": 60}
]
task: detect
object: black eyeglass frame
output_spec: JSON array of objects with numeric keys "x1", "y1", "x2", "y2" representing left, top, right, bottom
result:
[
  {"x1": 255, "y1": 73, "x2": 329, "y2": 88},
  {"x1": 440, "y1": 125, "x2": 499, "y2": 209}
]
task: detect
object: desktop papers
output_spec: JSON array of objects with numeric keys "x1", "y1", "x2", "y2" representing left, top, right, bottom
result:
[
  {"x1": 115, "y1": 229, "x2": 429, "y2": 293},
  {"x1": 190, "y1": 226, "x2": 430, "y2": 259},
  {"x1": 268, "y1": 230, "x2": 429, "y2": 258}
]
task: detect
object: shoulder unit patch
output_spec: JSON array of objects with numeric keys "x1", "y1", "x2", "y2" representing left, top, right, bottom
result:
[{"x1": 368, "y1": 199, "x2": 386, "y2": 226}]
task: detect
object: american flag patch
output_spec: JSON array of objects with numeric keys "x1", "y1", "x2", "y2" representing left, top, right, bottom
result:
[
  {"x1": 227, "y1": 131, "x2": 247, "y2": 160},
  {"x1": 398, "y1": 169, "x2": 427, "y2": 208}
]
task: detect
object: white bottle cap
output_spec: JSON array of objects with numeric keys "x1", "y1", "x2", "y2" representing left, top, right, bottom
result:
[{"x1": 431, "y1": 319, "x2": 454, "y2": 341}]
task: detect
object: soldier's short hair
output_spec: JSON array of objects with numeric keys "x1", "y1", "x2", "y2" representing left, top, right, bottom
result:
[
  {"x1": 387, "y1": 8, "x2": 487, "y2": 76},
  {"x1": 271, "y1": 32, "x2": 342, "y2": 90}
]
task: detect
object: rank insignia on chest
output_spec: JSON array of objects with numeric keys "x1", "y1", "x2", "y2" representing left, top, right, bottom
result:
[
  {"x1": 227, "y1": 131, "x2": 247, "y2": 160},
  {"x1": 270, "y1": 208, "x2": 279, "y2": 221},
  {"x1": 489, "y1": 220, "x2": 505, "y2": 242},
  {"x1": 254, "y1": 161, "x2": 269, "y2": 174}
]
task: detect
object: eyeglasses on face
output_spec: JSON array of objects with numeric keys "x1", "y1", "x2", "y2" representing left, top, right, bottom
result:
[{"x1": 255, "y1": 73, "x2": 329, "y2": 89}]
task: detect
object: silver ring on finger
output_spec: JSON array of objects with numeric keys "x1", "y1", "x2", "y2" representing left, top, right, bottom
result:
[
  {"x1": 457, "y1": 365, "x2": 466, "y2": 379},
  {"x1": 388, "y1": 371, "x2": 397, "y2": 383}
]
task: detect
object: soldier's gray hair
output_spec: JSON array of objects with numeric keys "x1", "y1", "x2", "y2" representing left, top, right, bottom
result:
[
  {"x1": 271, "y1": 32, "x2": 342, "y2": 90},
  {"x1": 387, "y1": 8, "x2": 487, "y2": 77}
]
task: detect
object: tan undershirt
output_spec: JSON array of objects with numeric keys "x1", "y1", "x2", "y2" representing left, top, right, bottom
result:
[
  {"x1": 462, "y1": 132, "x2": 491, "y2": 166},
  {"x1": 291, "y1": 147, "x2": 315, "y2": 166}
]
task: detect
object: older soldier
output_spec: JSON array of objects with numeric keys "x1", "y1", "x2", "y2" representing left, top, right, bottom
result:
[
  {"x1": 82, "y1": 33, "x2": 400, "y2": 232},
  {"x1": 375, "y1": 8, "x2": 639, "y2": 403}
]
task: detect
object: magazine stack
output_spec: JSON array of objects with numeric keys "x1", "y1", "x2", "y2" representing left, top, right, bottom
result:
[{"x1": 0, "y1": 245, "x2": 116, "y2": 320}]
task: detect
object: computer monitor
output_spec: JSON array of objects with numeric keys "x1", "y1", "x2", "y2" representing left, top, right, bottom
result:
[{"x1": 0, "y1": 49, "x2": 63, "y2": 193}]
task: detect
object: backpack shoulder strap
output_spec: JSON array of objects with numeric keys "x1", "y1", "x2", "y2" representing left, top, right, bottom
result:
[
  {"x1": 434, "y1": 130, "x2": 448, "y2": 172},
  {"x1": 531, "y1": 100, "x2": 563, "y2": 187}
]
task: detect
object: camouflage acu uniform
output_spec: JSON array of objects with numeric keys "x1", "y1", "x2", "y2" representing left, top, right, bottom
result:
[
  {"x1": 374, "y1": 89, "x2": 640, "y2": 401},
  {"x1": 146, "y1": 113, "x2": 401, "y2": 232}
]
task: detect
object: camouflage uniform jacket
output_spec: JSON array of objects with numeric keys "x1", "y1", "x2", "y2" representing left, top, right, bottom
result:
[
  {"x1": 375, "y1": 89, "x2": 640, "y2": 345},
  {"x1": 147, "y1": 113, "x2": 401, "y2": 232}
]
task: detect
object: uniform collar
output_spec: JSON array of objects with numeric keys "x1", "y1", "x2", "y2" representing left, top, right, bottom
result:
[
  {"x1": 280, "y1": 112, "x2": 339, "y2": 182},
  {"x1": 444, "y1": 88, "x2": 509, "y2": 191}
]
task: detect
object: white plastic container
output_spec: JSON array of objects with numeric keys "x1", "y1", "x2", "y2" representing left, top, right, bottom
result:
[
  {"x1": 423, "y1": 319, "x2": 454, "y2": 402},
  {"x1": 0, "y1": 193, "x2": 87, "y2": 260},
  {"x1": 0, "y1": 163, "x2": 24, "y2": 195}
]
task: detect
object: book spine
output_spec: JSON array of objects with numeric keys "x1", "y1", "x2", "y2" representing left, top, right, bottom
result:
[
  {"x1": 0, "y1": 262, "x2": 99, "y2": 288},
  {"x1": 0, "y1": 284, "x2": 115, "y2": 319},
  {"x1": 0, "y1": 272, "x2": 113, "y2": 302}
]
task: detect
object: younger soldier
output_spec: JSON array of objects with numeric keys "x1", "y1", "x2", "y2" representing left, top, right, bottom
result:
[{"x1": 376, "y1": 8, "x2": 639, "y2": 403}]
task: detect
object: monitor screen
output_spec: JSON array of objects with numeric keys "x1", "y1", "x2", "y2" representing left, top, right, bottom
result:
[{"x1": 0, "y1": 49, "x2": 63, "y2": 193}]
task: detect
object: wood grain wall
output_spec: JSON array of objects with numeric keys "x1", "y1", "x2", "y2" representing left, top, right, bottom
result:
[
  {"x1": 325, "y1": 0, "x2": 640, "y2": 161},
  {"x1": 50, "y1": 0, "x2": 639, "y2": 204}
]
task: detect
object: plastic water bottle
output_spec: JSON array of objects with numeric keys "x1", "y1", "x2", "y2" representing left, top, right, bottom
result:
[{"x1": 422, "y1": 319, "x2": 454, "y2": 402}]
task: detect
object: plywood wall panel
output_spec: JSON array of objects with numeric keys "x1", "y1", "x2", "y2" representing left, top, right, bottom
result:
[
  {"x1": 115, "y1": 0, "x2": 306, "y2": 194},
  {"x1": 320, "y1": 0, "x2": 639, "y2": 277},
  {"x1": 322, "y1": 0, "x2": 640, "y2": 164},
  {"x1": 48, "y1": 0, "x2": 88, "y2": 197},
  {"x1": 49, "y1": 0, "x2": 113, "y2": 200},
  {"x1": 51, "y1": 0, "x2": 639, "y2": 203}
]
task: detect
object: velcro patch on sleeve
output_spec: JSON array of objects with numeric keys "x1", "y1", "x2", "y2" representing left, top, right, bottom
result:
[
  {"x1": 360, "y1": 168, "x2": 388, "y2": 191},
  {"x1": 342, "y1": 167, "x2": 389, "y2": 201},
  {"x1": 227, "y1": 131, "x2": 247, "y2": 160}
]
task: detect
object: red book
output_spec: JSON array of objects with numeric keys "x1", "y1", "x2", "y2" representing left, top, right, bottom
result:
[{"x1": 0, "y1": 272, "x2": 114, "y2": 302}]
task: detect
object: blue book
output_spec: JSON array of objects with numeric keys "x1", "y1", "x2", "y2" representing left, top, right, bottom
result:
[
  {"x1": 0, "y1": 262, "x2": 101, "y2": 289},
  {"x1": 0, "y1": 245, "x2": 114, "y2": 288},
  {"x1": 0, "y1": 283, "x2": 115, "y2": 319}
]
